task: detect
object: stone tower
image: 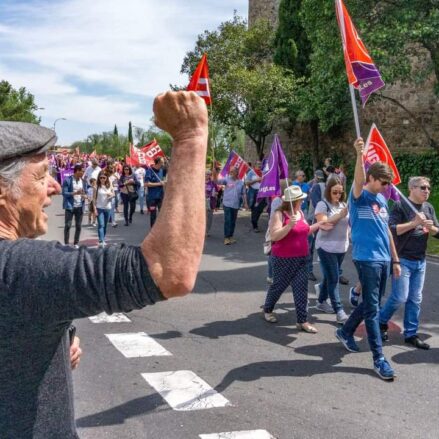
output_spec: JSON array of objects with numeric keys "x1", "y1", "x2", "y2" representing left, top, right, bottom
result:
[{"x1": 248, "y1": 0, "x2": 280, "y2": 27}]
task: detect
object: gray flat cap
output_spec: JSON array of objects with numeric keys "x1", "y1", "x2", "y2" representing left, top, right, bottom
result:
[
  {"x1": 315, "y1": 169, "x2": 325, "y2": 179},
  {"x1": 0, "y1": 121, "x2": 57, "y2": 163}
]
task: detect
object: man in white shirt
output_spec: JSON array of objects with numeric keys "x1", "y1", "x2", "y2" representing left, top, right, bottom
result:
[
  {"x1": 83, "y1": 159, "x2": 101, "y2": 186},
  {"x1": 134, "y1": 166, "x2": 146, "y2": 214}
]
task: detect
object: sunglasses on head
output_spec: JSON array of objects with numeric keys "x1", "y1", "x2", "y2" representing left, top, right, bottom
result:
[{"x1": 417, "y1": 185, "x2": 431, "y2": 191}]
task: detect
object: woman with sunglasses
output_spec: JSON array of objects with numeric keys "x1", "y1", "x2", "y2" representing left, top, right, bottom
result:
[
  {"x1": 94, "y1": 171, "x2": 115, "y2": 247},
  {"x1": 119, "y1": 165, "x2": 139, "y2": 226},
  {"x1": 314, "y1": 176, "x2": 350, "y2": 323}
]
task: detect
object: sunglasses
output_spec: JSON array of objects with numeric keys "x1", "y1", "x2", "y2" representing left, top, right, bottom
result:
[
  {"x1": 417, "y1": 185, "x2": 431, "y2": 191},
  {"x1": 379, "y1": 180, "x2": 390, "y2": 186},
  {"x1": 331, "y1": 190, "x2": 343, "y2": 195},
  {"x1": 99, "y1": 176, "x2": 107, "y2": 179}
]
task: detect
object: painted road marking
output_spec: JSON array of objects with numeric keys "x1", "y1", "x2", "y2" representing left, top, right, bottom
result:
[
  {"x1": 89, "y1": 312, "x2": 131, "y2": 323},
  {"x1": 141, "y1": 370, "x2": 231, "y2": 411},
  {"x1": 105, "y1": 332, "x2": 172, "y2": 358},
  {"x1": 200, "y1": 431, "x2": 276, "y2": 439}
]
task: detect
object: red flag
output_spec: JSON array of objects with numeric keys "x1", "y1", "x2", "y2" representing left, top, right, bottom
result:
[
  {"x1": 219, "y1": 150, "x2": 249, "y2": 180},
  {"x1": 130, "y1": 140, "x2": 165, "y2": 166},
  {"x1": 125, "y1": 155, "x2": 134, "y2": 166},
  {"x1": 335, "y1": 0, "x2": 385, "y2": 106},
  {"x1": 364, "y1": 124, "x2": 401, "y2": 185},
  {"x1": 187, "y1": 53, "x2": 212, "y2": 105}
]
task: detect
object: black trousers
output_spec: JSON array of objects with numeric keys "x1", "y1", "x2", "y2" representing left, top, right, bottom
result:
[
  {"x1": 64, "y1": 207, "x2": 83, "y2": 245},
  {"x1": 147, "y1": 198, "x2": 163, "y2": 228},
  {"x1": 120, "y1": 193, "x2": 136, "y2": 224},
  {"x1": 251, "y1": 198, "x2": 267, "y2": 229}
]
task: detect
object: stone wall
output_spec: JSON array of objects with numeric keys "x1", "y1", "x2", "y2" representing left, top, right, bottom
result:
[{"x1": 246, "y1": 0, "x2": 439, "y2": 173}]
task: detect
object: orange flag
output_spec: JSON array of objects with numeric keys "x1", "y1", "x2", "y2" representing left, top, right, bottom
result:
[{"x1": 187, "y1": 53, "x2": 212, "y2": 105}]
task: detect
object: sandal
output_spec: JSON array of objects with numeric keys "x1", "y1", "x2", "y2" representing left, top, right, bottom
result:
[
  {"x1": 264, "y1": 312, "x2": 278, "y2": 323},
  {"x1": 296, "y1": 322, "x2": 318, "y2": 333}
]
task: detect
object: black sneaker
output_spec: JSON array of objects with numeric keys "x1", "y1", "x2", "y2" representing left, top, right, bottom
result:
[
  {"x1": 308, "y1": 272, "x2": 317, "y2": 281},
  {"x1": 380, "y1": 323, "x2": 389, "y2": 342},
  {"x1": 405, "y1": 335, "x2": 430, "y2": 350}
]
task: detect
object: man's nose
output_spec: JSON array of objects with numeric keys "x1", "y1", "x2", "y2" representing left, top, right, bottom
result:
[{"x1": 48, "y1": 175, "x2": 61, "y2": 194}]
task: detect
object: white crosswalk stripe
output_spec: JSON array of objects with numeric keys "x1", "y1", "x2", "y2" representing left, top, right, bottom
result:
[
  {"x1": 105, "y1": 332, "x2": 172, "y2": 358},
  {"x1": 89, "y1": 312, "x2": 131, "y2": 323},
  {"x1": 141, "y1": 370, "x2": 231, "y2": 411},
  {"x1": 199, "y1": 431, "x2": 276, "y2": 439}
]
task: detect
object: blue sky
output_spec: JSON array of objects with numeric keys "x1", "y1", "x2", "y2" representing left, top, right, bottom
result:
[{"x1": 0, "y1": 0, "x2": 248, "y2": 145}]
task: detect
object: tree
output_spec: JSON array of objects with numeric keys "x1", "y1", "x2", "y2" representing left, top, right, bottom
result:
[
  {"x1": 113, "y1": 124, "x2": 118, "y2": 136},
  {"x1": 0, "y1": 80, "x2": 40, "y2": 123},
  {"x1": 128, "y1": 121, "x2": 133, "y2": 144},
  {"x1": 181, "y1": 16, "x2": 297, "y2": 159}
]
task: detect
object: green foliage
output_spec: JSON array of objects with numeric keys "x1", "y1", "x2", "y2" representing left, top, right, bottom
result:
[
  {"x1": 395, "y1": 152, "x2": 439, "y2": 188},
  {"x1": 181, "y1": 15, "x2": 297, "y2": 159},
  {"x1": 0, "y1": 80, "x2": 40, "y2": 123},
  {"x1": 274, "y1": 0, "x2": 311, "y2": 76}
]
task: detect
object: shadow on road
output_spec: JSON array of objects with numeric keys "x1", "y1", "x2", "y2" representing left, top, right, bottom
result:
[{"x1": 76, "y1": 394, "x2": 168, "y2": 428}]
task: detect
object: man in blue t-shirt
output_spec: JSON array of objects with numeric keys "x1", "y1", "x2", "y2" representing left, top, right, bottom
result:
[{"x1": 335, "y1": 138, "x2": 401, "y2": 381}]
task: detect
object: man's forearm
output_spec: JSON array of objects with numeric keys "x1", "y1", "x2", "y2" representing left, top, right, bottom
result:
[
  {"x1": 353, "y1": 152, "x2": 365, "y2": 197},
  {"x1": 142, "y1": 134, "x2": 207, "y2": 298}
]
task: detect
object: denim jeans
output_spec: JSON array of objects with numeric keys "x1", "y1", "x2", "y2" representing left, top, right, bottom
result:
[
  {"x1": 97, "y1": 208, "x2": 110, "y2": 242},
  {"x1": 224, "y1": 206, "x2": 238, "y2": 238},
  {"x1": 247, "y1": 187, "x2": 257, "y2": 209},
  {"x1": 137, "y1": 186, "x2": 145, "y2": 212},
  {"x1": 380, "y1": 257, "x2": 426, "y2": 338},
  {"x1": 316, "y1": 248, "x2": 345, "y2": 312},
  {"x1": 267, "y1": 255, "x2": 273, "y2": 279},
  {"x1": 64, "y1": 207, "x2": 83, "y2": 245},
  {"x1": 342, "y1": 260, "x2": 390, "y2": 361},
  {"x1": 109, "y1": 197, "x2": 117, "y2": 224},
  {"x1": 307, "y1": 232, "x2": 316, "y2": 274}
]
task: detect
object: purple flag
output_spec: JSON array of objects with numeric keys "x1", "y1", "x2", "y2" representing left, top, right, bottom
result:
[{"x1": 257, "y1": 135, "x2": 289, "y2": 199}]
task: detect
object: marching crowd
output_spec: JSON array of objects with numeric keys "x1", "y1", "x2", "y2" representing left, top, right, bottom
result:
[
  {"x1": 59, "y1": 134, "x2": 438, "y2": 384},
  {"x1": 204, "y1": 138, "x2": 439, "y2": 381}
]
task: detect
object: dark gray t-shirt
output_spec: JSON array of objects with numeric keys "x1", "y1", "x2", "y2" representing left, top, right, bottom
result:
[{"x1": 0, "y1": 239, "x2": 164, "y2": 438}]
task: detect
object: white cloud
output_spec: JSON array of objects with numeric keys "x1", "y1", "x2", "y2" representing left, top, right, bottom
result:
[{"x1": 0, "y1": 0, "x2": 248, "y2": 144}]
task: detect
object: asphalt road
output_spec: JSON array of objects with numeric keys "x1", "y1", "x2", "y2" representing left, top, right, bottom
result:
[{"x1": 43, "y1": 196, "x2": 439, "y2": 439}]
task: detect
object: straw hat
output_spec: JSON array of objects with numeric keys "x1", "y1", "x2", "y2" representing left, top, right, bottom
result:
[{"x1": 282, "y1": 185, "x2": 308, "y2": 202}]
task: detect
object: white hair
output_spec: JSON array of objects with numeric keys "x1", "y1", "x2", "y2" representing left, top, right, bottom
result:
[
  {"x1": 408, "y1": 176, "x2": 430, "y2": 191},
  {"x1": 0, "y1": 156, "x2": 32, "y2": 199}
]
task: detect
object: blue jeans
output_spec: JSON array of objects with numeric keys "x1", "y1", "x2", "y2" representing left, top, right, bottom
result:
[
  {"x1": 137, "y1": 186, "x2": 145, "y2": 211},
  {"x1": 97, "y1": 208, "x2": 110, "y2": 242},
  {"x1": 316, "y1": 248, "x2": 345, "y2": 312},
  {"x1": 342, "y1": 260, "x2": 390, "y2": 361},
  {"x1": 307, "y1": 232, "x2": 316, "y2": 274},
  {"x1": 267, "y1": 255, "x2": 273, "y2": 279},
  {"x1": 380, "y1": 258, "x2": 426, "y2": 338},
  {"x1": 224, "y1": 206, "x2": 238, "y2": 238}
]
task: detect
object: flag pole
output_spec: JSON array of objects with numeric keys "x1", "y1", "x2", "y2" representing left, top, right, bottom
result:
[
  {"x1": 349, "y1": 85, "x2": 362, "y2": 138},
  {"x1": 391, "y1": 185, "x2": 418, "y2": 214},
  {"x1": 336, "y1": 0, "x2": 362, "y2": 139}
]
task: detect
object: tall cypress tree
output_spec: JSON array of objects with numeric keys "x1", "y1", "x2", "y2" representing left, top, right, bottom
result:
[
  {"x1": 113, "y1": 124, "x2": 118, "y2": 136},
  {"x1": 128, "y1": 121, "x2": 133, "y2": 144},
  {"x1": 274, "y1": 0, "x2": 311, "y2": 77}
]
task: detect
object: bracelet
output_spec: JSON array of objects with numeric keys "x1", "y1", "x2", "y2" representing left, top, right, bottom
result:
[{"x1": 392, "y1": 261, "x2": 401, "y2": 265}]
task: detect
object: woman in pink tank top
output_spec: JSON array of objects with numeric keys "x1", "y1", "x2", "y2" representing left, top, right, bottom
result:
[{"x1": 263, "y1": 185, "x2": 333, "y2": 333}]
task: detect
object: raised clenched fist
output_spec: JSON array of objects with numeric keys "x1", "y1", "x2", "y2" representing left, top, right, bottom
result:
[{"x1": 153, "y1": 91, "x2": 208, "y2": 142}]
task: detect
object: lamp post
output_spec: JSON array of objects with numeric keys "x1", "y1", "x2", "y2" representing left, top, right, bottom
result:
[{"x1": 53, "y1": 117, "x2": 66, "y2": 131}]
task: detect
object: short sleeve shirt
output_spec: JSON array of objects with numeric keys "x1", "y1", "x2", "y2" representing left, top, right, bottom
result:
[
  {"x1": 349, "y1": 189, "x2": 390, "y2": 261},
  {"x1": 315, "y1": 200, "x2": 349, "y2": 253}
]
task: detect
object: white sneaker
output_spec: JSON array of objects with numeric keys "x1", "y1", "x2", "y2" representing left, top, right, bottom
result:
[
  {"x1": 266, "y1": 277, "x2": 273, "y2": 284},
  {"x1": 316, "y1": 300, "x2": 335, "y2": 314},
  {"x1": 336, "y1": 309, "x2": 349, "y2": 323},
  {"x1": 99, "y1": 241, "x2": 106, "y2": 248},
  {"x1": 314, "y1": 283, "x2": 321, "y2": 298},
  {"x1": 73, "y1": 244, "x2": 80, "y2": 249}
]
